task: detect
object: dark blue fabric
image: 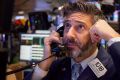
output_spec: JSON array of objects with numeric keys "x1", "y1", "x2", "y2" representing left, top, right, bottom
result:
[
  {"x1": 41, "y1": 42, "x2": 120, "y2": 80},
  {"x1": 42, "y1": 57, "x2": 71, "y2": 80},
  {"x1": 108, "y1": 42, "x2": 120, "y2": 79}
]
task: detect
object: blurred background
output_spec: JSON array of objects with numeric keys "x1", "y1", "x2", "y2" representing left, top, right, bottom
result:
[{"x1": 0, "y1": 0, "x2": 120, "y2": 80}]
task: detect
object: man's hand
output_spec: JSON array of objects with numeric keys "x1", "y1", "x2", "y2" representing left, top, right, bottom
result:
[
  {"x1": 39, "y1": 31, "x2": 61, "y2": 71},
  {"x1": 89, "y1": 19, "x2": 120, "y2": 43}
]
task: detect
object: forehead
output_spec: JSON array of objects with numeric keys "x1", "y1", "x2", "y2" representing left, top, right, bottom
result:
[{"x1": 64, "y1": 12, "x2": 93, "y2": 28}]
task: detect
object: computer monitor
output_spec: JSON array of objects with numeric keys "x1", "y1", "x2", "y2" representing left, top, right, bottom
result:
[
  {"x1": 20, "y1": 30, "x2": 50, "y2": 61},
  {"x1": 28, "y1": 11, "x2": 50, "y2": 31}
]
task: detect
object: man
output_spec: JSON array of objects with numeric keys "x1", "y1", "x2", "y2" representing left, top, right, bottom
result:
[{"x1": 32, "y1": 1, "x2": 120, "y2": 80}]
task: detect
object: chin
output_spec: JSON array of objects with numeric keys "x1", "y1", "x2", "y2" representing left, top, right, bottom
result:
[{"x1": 70, "y1": 50, "x2": 82, "y2": 58}]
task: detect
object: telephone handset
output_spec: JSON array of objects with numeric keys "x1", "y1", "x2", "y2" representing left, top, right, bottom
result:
[
  {"x1": 51, "y1": 26, "x2": 67, "y2": 57},
  {"x1": 56, "y1": 26, "x2": 64, "y2": 37}
]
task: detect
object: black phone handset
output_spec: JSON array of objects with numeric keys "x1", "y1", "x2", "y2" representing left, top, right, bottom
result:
[{"x1": 51, "y1": 26, "x2": 67, "y2": 57}]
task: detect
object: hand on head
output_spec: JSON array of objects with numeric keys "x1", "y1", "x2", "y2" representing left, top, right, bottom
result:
[{"x1": 89, "y1": 19, "x2": 120, "y2": 43}]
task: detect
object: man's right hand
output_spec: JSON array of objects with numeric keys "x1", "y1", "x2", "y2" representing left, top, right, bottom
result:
[{"x1": 38, "y1": 31, "x2": 61, "y2": 71}]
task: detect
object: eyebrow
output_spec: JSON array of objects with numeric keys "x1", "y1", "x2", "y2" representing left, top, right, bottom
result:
[
  {"x1": 63, "y1": 20, "x2": 69, "y2": 24},
  {"x1": 63, "y1": 19, "x2": 86, "y2": 25}
]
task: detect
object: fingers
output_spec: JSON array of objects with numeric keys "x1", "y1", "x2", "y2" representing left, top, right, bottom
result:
[
  {"x1": 43, "y1": 31, "x2": 60, "y2": 58},
  {"x1": 44, "y1": 30, "x2": 61, "y2": 45},
  {"x1": 89, "y1": 21, "x2": 101, "y2": 43},
  {"x1": 89, "y1": 28, "x2": 101, "y2": 43},
  {"x1": 50, "y1": 30, "x2": 60, "y2": 38}
]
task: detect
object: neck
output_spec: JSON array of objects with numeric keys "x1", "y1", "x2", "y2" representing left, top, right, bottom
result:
[{"x1": 74, "y1": 45, "x2": 97, "y2": 63}]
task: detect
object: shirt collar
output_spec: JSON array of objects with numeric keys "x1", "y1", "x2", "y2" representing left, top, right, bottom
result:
[{"x1": 71, "y1": 48, "x2": 98, "y2": 70}]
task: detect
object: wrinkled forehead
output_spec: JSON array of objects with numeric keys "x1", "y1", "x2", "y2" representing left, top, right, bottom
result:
[
  {"x1": 64, "y1": 12, "x2": 92, "y2": 21},
  {"x1": 64, "y1": 12, "x2": 93, "y2": 27}
]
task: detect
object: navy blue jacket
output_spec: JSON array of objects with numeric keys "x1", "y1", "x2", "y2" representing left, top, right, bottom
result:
[
  {"x1": 43, "y1": 42, "x2": 120, "y2": 80},
  {"x1": 42, "y1": 42, "x2": 120, "y2": 80}
]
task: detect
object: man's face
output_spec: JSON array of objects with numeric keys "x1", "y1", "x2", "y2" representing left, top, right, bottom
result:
[{"x1": 63, "y1": 12, "x2": 94, "y2": 59}]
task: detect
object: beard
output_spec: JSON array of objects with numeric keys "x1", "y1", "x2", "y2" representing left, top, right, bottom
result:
[
  {"x1": 71, "y1": 41, "x2": 93, "y2": 58},
  {"x1": 63, "y1": 37, "x2": 94, "y2": 59}
]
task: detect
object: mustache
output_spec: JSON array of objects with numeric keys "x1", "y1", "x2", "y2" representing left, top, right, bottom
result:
[{"x1": 63, "y1": 37, "x2": 79, "y2": 46}]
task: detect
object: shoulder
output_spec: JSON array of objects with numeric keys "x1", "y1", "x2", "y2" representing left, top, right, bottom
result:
[
  {"x1": 42, "y1": 57, "x2": 71, "y2": 80},
  {"x1": 51, "y1": 57, "x2": 71, "y2": 68},
  {"x1": 108, "y1": 42, "x2": 120, "y2": 78},
  {"x1": 108, "y1": 42, "x2": 120, "y2": 52}
]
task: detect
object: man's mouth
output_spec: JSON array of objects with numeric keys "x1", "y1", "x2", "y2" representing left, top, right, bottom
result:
[{"x1": 66, "y1": 43, "x2": 77, "y2": 49}]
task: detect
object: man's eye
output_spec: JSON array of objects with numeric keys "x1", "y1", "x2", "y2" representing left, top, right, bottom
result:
[
  {"x1": 64, "y1": 23, "x2": 71, "y2": 28},
  {"x1": 78, "y1": 24, "x2": 84, "y2": 29},
  {"x1": 76, "y1": 24, "x2": 85, "y2": 32}
]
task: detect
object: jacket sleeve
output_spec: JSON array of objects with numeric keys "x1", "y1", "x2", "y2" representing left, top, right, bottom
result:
[
  {"x1": 108, "y1": 42, "x2": 120, "y2": 77},
  {"x1": 42, "y1": 59, "x2": 62, "y2": 80}
]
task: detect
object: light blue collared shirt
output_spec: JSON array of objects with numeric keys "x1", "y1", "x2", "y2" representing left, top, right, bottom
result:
[{"x1": 71, "y1": 48, "x2": 98, "y2": 72}]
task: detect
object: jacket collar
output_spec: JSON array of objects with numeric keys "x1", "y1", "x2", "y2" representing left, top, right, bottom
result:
[
  {"x1": 59, "y1": 46, "x2": 115, "y2": 80},
  {"x1": 78, "y1": 46, "x2": 116, "y2": 80}
]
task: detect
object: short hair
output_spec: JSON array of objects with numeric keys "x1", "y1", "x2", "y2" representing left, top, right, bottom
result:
[{"x1": 62, "y1": 1, "x2": 106, "y2": 24}]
